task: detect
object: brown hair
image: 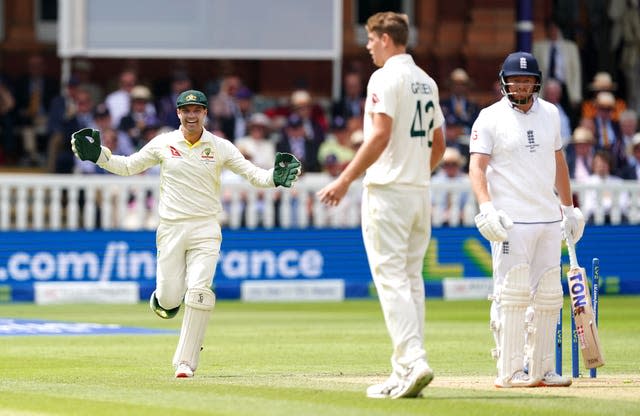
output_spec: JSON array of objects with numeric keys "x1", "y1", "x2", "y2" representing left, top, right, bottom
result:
[{"x1": 366, "y1": 12, "x2": 409, "y2": 46}]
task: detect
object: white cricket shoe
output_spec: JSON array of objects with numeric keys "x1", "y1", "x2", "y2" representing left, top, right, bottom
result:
[
  {"x1": 390, "y1": 360, "x2": 434, "y2": 399},
  {"x1": 366, "y1": 375, "x2": 399, "y2": 399},
  {"x1": 538, "y1": 371, "x2": 572, "y2": 387},
  {"x1": 494, "y1": 370, "x2": 538, "y2": 388},
  {"x1": 175, "y1": 362, "x2": 194, "y2": 378}
]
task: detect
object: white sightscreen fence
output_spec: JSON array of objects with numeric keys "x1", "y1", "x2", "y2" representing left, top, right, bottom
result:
[{"x1": 58, "y1": 0, "x2": 342, "y2": 59}]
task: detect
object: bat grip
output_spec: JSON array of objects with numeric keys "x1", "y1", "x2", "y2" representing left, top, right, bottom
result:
[{"x1": 565, "y1": 237, "x2": 579, "y2": 269}]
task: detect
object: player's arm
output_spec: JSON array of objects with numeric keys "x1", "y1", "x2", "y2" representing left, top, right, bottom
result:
[
  {"x1": 430, "y1": 126, "x2": 445, "y2": 172},
  {"x1": 468, "y1": 152, "x2": 491, "y2": 205},
  {"x1": 554, "y1": 149, "x2": 573, "y2": 206}
]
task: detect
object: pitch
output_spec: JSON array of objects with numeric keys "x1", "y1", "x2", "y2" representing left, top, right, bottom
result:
[{"x1": 1, "y1": 297, "x2": 638, "y2": 415}]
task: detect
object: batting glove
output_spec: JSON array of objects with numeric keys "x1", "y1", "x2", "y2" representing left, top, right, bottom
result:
[
  {"x1": 561, "y1": 205, "x2": 585, "y2": 244},
  {"x1": 273, "y1": 152, "x2": 302, "y2": 188},
  {"x1": 474, "y1": 202, "x2": 513, "y2": 242},
  {"x1": 71, "y1": 128, "x2": 111, "y2": 164}
]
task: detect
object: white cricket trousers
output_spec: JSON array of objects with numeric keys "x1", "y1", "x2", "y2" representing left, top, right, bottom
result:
[
  {"x1": 154, "y1": 216, "x2": 222, "y2": 309},
  {"x1": 361, "y1": 184, "x2": 431, "y2": 375}
]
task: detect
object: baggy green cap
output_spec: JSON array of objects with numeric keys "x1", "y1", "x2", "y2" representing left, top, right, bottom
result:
[{"x1": 176, "y1": 89, "x2": 208, "y2": 108}]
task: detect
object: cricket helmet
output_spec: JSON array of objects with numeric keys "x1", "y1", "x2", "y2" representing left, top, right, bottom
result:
[{"x1": 499, "y1": 51, "x2": 542, "y2": 104}]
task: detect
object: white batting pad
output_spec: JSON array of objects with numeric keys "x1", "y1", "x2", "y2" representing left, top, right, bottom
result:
[
  {"x1": 493, "y1": 264, "x2": 530, "y2": 384},
  {"x1": 526, "y1": 267, "x2": 563, "y2": 380},
  {"x1": 172, "y1": 288, "x2": 216, "y2": 371}
]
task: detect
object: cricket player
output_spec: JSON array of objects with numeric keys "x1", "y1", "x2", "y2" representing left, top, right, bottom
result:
[
  {"x1": 71, "y1": 89, "x2": 301, "y2": 378},
  {"x1": 317, "y1": 12, "x2": 446, "y2": 399},
  {"x1": 468, "y1": 52, "x2": 585, "y2": 387}
]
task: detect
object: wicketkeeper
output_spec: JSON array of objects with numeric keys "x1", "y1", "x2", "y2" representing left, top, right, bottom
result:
[{"x1": 71, "y1": 89, "x2": 301, "y2": 378}]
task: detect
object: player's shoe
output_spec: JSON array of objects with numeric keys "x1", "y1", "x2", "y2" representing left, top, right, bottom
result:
[
  {"x1": 175, "y1": 362, "x2": 194, "y2": 378},
  {"x1": 366, "y1": 375, "x2": 399, "y2": 399},
  {"x1": 538, "y1": 371, "x2": 572, "y2": 387},
  {"x1": 494, "y1": 370, "x2": 539, "y2": 388},
  {"x1": 390, "y1": 360, "x2": 434, "y2": 399},
  {"x1": 149, "y1": 291, "x2": 181, "y2": 319}
]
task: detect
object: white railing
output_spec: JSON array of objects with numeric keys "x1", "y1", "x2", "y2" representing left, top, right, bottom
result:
[{"x1": 0, "y1": 173, "x2": 638, "y2": 230}]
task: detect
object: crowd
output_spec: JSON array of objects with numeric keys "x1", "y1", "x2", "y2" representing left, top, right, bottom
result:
[{"x1": 0, "y1": 11, "x2": 638, "y2": 226}]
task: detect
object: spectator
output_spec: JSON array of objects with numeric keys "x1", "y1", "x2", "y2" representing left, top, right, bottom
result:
[
  {"x1": 618, "y1": 109, "x2": 639, "y2": 165},
  {"x1": 331, "y1": 71, "x2": 365, "y2": 121},
  {"x1": 209, "y1": 73, "x2": 242, "y2": 141},
  {"x1": 118, "y1": 85, "x2": 158, "y2": 151},
  {"x1": 71, "y1": 59, "x2": 104, "y2": 105},
  {"x1": 581, "y1": 150, "x2": 629, "y2": 224},
  {"x1": 92, "y1": 103, "x2": 135, "y2": 156},
  {"x1": 0, "y1": 74, "x2": 16, "y2": 164},
  {"x1": 624, "y1": 133, "x2": 640, "y2": 180},
  {"x1": 234, "y1": 112, "x2": 275, "y2": 170},
  {"x1": 289, "y1": 89, "x2": 327, "y2": 144},
  {"x1": 581, "y1": 72, "x2": 627, "y2": 122},
  {"x1": 157, "y1": 71, "x2": 192, "y2": 129},
  {"x1": 234, "y1": 86, "x2": 255, "y2": 140},
  {"x1": 609, "y1": 0, "x2": 640, "y2": 114},
  {"x1": 14, "y1": 53, "x2": 59, "y2": 166},
  {"x1": 431, "y1": 146, "x2": 469, "y2": 226},
  {"x1": 317, "y1": 115, "x2": 358, "y2": 173},
  {"x1": 591, "y1": 91, "x2": 628, "y2": 176},
  {"x1": 441, "y1": 68, "x2": 480, "y2": 139},
  {"x1": 541, "y1": 78, "x2": 573, "y2": 146},
  {"x1": 47, "y1": 87, "x2": 95, "y2": 173},
  {"x1": 105, "y1": 68, "x2": 155, "y2": 129},
  {"x1": 532, "y1": 19, "x2": 583, "y2": 115},
  {"x1": 566, "y1": 126, "x2": 596, "y2": 183},
  {"x1": 276, "y1": 113, "x2": 321, "y2": 173}
]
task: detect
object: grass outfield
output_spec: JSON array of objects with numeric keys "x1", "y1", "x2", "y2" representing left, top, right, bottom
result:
[{"x1": 0, "y1": 296, "x2": 639, "y2": 416}]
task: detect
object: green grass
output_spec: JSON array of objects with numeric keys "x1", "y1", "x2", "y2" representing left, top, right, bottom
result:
[{"x1": 0, "y1": 296, "x2": 639, "y2": 416}]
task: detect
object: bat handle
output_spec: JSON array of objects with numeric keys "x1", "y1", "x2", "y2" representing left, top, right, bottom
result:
[{"x1": 565, "y1": 237, "x2": 579, "y2": 269}]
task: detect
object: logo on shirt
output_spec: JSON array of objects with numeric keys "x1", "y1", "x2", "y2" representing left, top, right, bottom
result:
[
  {"x1": 169, "y1": 146, "x2": 182, "y2": 157},
  {"x1": 471, "y1": 129, "x2": 479, "y2": 140},
  {"x1": 525, "y1": 130, "x2": 539, "y2": 152},
  {"x1": 200, "y1": 147, "x2": 215, "y2": 162},
  {"x1": 371, "y1": 93, "x2": 379, "y2": 104}
]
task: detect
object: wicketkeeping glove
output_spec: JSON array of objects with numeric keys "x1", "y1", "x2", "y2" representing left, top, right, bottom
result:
[
  {"x1": 71, "y1": 128, "x2": 110, "y2": 163},
  {"x1": 474, "y1": 202, "x2": 513, "y2": 242},
  {"x1": 273, "y1": 152, "x2": 302, "y2": 188},
  {"x1": 561, "y1": 205, "x2": 585, "y2": 244}
]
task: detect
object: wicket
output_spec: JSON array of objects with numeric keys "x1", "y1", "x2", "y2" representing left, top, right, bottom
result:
[{"x1": 555, "y1": 257, "x2": 600, "y2": 378}]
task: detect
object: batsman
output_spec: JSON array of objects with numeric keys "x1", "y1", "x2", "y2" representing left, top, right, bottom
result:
[
  {"x1": 71, "y1": 90, "x2": 301, "y2": 378},
  {"x1": 468, "y1": 52, "x2": 585, "y2": 387}
]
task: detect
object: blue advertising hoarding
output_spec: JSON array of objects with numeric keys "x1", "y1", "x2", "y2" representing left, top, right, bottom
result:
[{"x1": 0, "y1": 226, "x2": 638, "y2": 302}]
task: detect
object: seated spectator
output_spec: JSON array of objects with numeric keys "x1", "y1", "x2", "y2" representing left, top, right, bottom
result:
[
  {"x1": 118, "y1": 85, "x2": 158, "y2": 150},
  {"x1": 92, "y1": 103, "x2": 135, "y2": 156},
  {"x1": 618, "y1": 109, "x2": 638, "y2": 165},
  {"x1": 317, "y1": 115, "x2": 358, "y2": 174},
  {"x1": 105, "y1": 68, "x2": 139, "y2": 128},
  {"x1": 331, "y1": 71, "x2": 365, "y2": 121},
  {"x1": 431, "y1": 147, "x2": 470, "y2": 226},
  {"x1": 441, "y1": 68, "x2": 480, "y2": 139},
  {"x1": 289, "y1": 89, "x2": 327, "y2": 144},
  {"x1": 620, "y1": 133, "x2": 640, "y2": 180},
  {"x1": 566, "y1": 126, "x2": 596, "y2": 183},
  {"x1": 542, "y1": 78, "x2": 573, "y2": 146},
  {"x1": 275, "y1": 113, "x2": 321, "y2": 173},
  {"x1": 234, "y1": 112, "x2": 275, "y2": 170},
  {"x1": 581, "y1": 150, "x2": 629, "y2": 224},
  {"x1": 234, "y1": 86, "x2": 255, "y2": 140},
  {"x1": 581, "y1": 72, "x2": 627, "y2": 122},
  {"x1": 14, "y1": 53, "x2": 59, "y2": 166},
  {"x1": 157, "y1": 71, "x2": 192, "y2": 129},
  {"x1": 209, "y1": 73, "x2": 242, "y2": 141},
  {"x1": 591, "y1": 91, "x2": 628, "y2": 176}
]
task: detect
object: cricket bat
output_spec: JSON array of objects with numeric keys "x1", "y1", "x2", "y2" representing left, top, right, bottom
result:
[{"x1": 565, "y1": 237, "x2": 605, "y2": 370}]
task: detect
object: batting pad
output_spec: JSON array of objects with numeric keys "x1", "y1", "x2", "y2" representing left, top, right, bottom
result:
[
  {"x1": 526, "y1": 267, "x2": 563, "y2": 380},
  {"x1": 172, "y1": 288, "x2": 216, "y2": 371},
  {"x1": 494, "y1": 264, "x2": 530, "y2": 383}
]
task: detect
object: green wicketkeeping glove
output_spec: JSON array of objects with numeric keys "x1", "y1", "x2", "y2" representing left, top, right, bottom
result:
[
  {"x1": 273, "y1": 152, "x2": 302, "y2": 187},
  {"x1": 71, "y1": 128, "x2": 103, "y2": 163}
]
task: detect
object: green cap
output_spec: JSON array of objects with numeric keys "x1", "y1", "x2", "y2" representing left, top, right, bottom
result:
[{"x1": 176, "y1": 89, "x2": 208, "y2": 109}]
